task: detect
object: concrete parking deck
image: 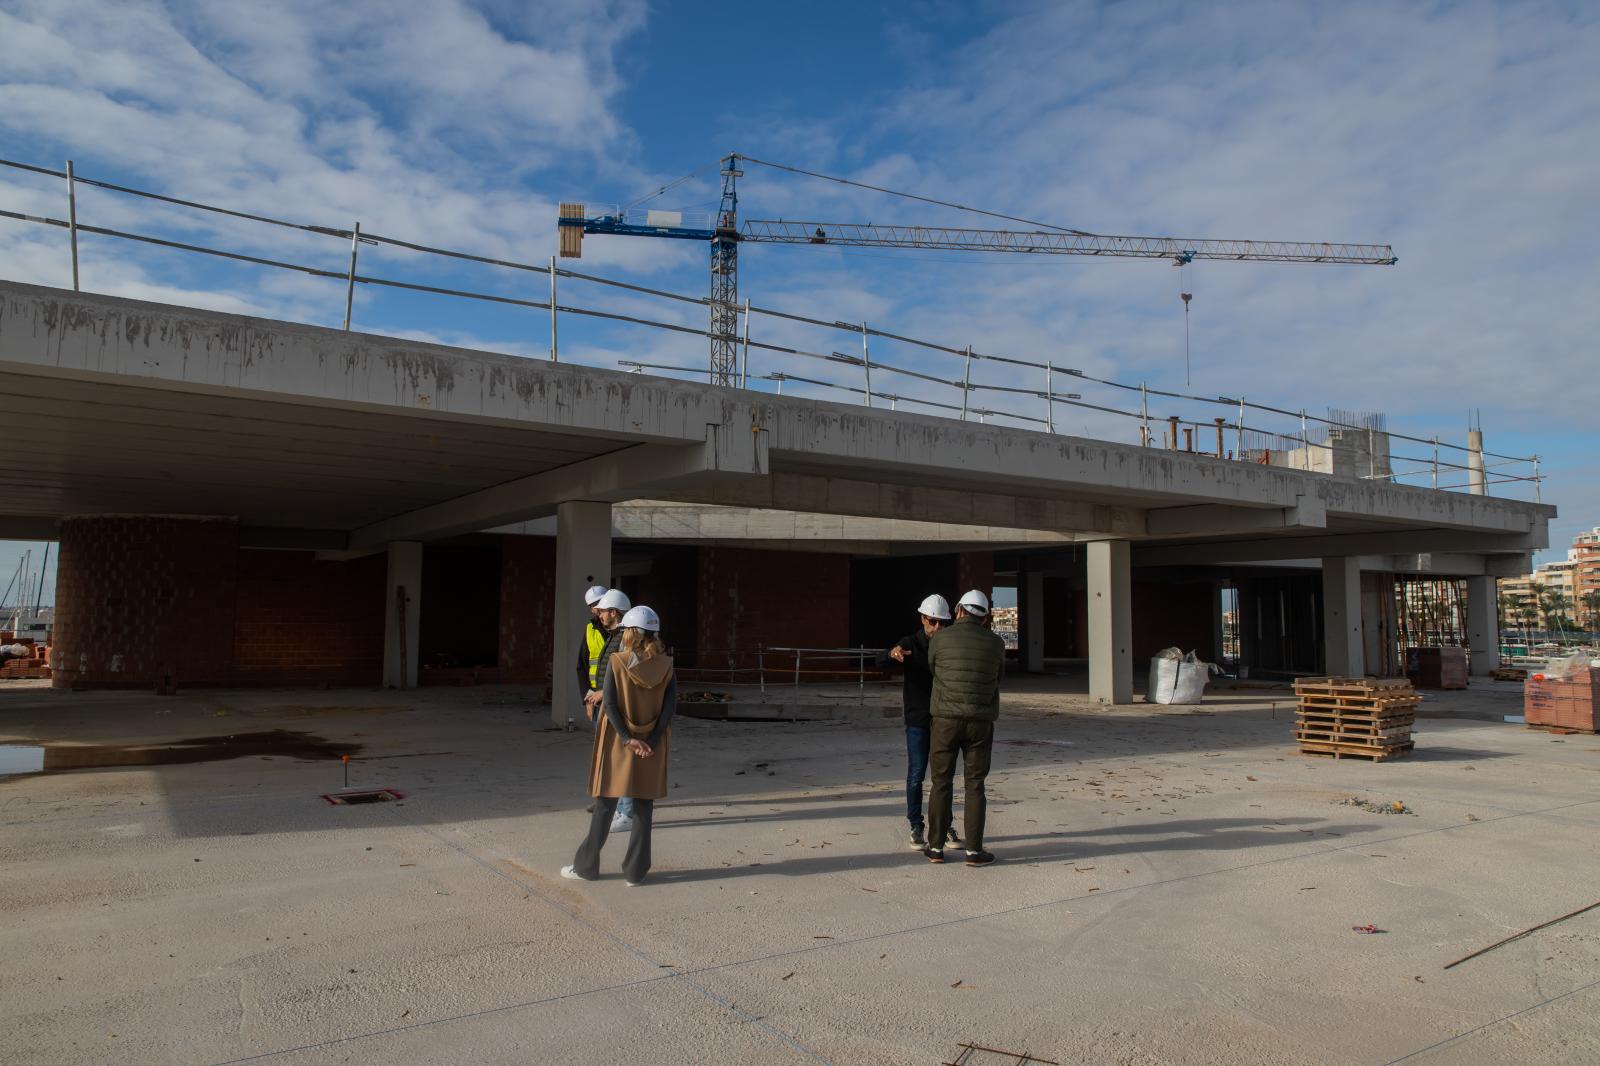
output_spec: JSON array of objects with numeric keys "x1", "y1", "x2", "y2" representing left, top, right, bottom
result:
[{"x1": 3, "y1": 680, "x2": 1598, "y2": 1065}]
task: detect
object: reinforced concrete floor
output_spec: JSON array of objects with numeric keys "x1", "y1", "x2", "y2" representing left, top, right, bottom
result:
[{"x1": 1, "y1": 677, "x2": 1597, "y2": 1065}]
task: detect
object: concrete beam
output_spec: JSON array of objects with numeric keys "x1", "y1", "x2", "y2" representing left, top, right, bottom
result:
[
  {"x1": 349, "y1": 428, "x2": 764, "y2": 551},
  {"x1": 382, "y1": 542, "x2": 422, "y2": 689},
  {"x1": 1087, "y1": 541, "x2": 1133, "y2": 704},
  {"x1": 0, "y1": 516, "x2": 60, "y2": 540},
  {"x1": 1322, "y1": 557, "x2": 1364, "y2": 677},
  {"x1": 1136, "y1": 527, "x2": 1544, "y2": 567},
  {"x1": 664, "y1": 472, "x2": 1144, "y2": 537},
  {"x1": 1145, "y1": 495, "x2": 1326, "y2": 537}
]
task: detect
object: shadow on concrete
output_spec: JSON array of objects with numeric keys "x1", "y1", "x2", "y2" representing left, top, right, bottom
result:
[{"x1": 652, "y1": 817, "x2": 1374, "y2": 884}]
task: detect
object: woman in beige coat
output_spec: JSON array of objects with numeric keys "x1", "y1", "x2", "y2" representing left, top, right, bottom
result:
[{"x1": 562, "y1": 605, "x2": 676, "y2": 886}]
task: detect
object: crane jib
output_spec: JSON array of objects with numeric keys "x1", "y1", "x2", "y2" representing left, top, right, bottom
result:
[{"x1": 738, "y1": 220, "x2": 1396, "y2": 265}]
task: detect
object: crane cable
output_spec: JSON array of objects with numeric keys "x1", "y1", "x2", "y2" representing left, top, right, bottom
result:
[
  {"x1": 1177, "y1": 259, "x2": 1194, "y2": 386},
  {"x1": 617, "y1": 161, "x2": 724, "y2": 215},
  {"x1": 734, "y1": 154, "x2": 1097, "y2": 236}
]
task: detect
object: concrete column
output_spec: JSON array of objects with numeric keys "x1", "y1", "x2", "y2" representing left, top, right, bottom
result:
[
  {"x1": 1466, "y1": 575, "x2": 1501, "y2": 676},
  {"x1": 1467, "y1": 430, "x2": 1486, "y2": 495},
  {"x1": 1023, "y1": 570, "x2": 1045, "y2": 673},
  {"x1": 1087, "y1": 541, "x2": 1132, "y2": 704},
  {"x1": 550, "y1": 501, "x2": 612, "y2": 729},
  {"x1": 1321, "y1": 556, "x2": 1364, "y2": 678},
  {"x1": 383, "y1": 541, "x2": 422, "y2": 689}
]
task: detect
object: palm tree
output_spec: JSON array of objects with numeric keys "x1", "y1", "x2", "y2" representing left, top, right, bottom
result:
[
  {"x1": 1583, "y1": 590, "x2": 1600, "y2": 637},
  {"x1": 1546, "y1": 592, "x2": 1574, "y2": 641}
]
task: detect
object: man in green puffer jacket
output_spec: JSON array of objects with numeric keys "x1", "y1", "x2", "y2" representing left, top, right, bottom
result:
[{"x1": 922, "y1": 589, "x2": 1006, "y2": 867}]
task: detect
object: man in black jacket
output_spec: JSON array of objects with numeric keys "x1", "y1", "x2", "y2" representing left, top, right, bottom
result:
[{"x1": 885, "y1": 594, "x2": 960, "y2": 850}]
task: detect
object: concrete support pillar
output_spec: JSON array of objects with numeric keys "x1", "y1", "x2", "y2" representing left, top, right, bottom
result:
[
  {"x1": 1087, "y1": 541, "x2": 1132, "y2": 704},
  {"x1": 1321, "y1": 556, "x2": 1364, "y2": 678},
  {"x1": 1467, "y1": 430, "x2": 1486, "y2": 495},
  {"x1": 383, "y1": 541, "x2": 422, "y2": 689},
  {"x1": 550, "y1": 501, "x2": 612, "y2": 729},
  {"x1": 1023, "y1": 570, "x2": 1045, "y2": 673},
  {"x1": 1466, "y1": 575, "x2": 1501, "y2": 676}
]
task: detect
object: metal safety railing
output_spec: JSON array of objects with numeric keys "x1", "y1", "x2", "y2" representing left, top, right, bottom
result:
[
  {"x1": 0, "y1": 155, "x2": 1543, "y2": 500},
  {"x1": 671, "y1": 644, "x2": 893, "y2": 706}
]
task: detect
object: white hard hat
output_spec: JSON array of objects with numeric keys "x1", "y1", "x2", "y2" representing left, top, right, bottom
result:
[
  {"x1": 957, "y1": 589, "x2": 990, "y2": 616},
  {"x1": 917, "y1": 594, "x2": 952, "y2": 621},
  {"x1": 597, "y1": 589, "x2": 632, "y2": 611},
  {"x1": 584, "y1": 585, "x2": 609, "y2": 606},
  {"x1": 620, "y1": 605, "x2": 660, "y2": 632}
]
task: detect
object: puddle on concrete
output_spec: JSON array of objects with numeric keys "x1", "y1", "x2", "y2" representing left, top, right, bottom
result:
[{"x1": 0, "y1": 731, "x2": 359, "y2": 778}]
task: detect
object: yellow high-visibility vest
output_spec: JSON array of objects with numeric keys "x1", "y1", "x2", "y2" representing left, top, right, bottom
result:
[{"x1": 585, "y1": 621, "x2": 607, "y2": 689}]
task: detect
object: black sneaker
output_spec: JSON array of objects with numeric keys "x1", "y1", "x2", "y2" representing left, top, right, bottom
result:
[
  {"x1": 945, "y1": 828, "x2": 963, "y2": 846},
  {"x1": 964, "y1": 850, "x2": 996, "y2": 867},
  {"x1": 921, "y1": 847, "x2": 946, "y2": 864},
  {"x1": 908, "y1": 827, "x2": 927, "y2": 850}
]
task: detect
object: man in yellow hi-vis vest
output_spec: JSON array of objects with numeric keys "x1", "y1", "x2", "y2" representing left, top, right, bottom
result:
[{"x1": 579, "y1": 587, "x2": 635, "y2": 830}]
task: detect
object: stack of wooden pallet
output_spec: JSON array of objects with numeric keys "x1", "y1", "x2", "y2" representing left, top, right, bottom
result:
[{"x1": 1293, "y1": 677, "x2": 1417, "y2": 761}]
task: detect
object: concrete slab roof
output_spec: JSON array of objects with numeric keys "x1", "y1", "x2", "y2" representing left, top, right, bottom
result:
[{"x1": 0, "y1": 281, "x2": 1554, "y2": 566}]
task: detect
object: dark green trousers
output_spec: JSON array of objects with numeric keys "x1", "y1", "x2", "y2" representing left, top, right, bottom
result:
[{"x1": 926, "y1": 716, "x2": 994, "y2": 852}]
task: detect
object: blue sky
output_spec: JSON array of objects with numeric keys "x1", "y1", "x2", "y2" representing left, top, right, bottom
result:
[{"x1": 1, "y1": 0, "x2": 1596, "y2": 604}]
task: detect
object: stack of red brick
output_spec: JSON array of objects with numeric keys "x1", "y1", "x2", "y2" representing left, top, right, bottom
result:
[
  {"x1": 0, "y1": 632, "x2": 52, "y2": 680},
  {"x1": 1525, "y1": 666, "x2": 1600, "y2": 732}
]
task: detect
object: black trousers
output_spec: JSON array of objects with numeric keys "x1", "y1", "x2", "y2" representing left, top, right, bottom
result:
[
  {"x1": 926, "y1": 717, "x2": 994, "y2": 853},
  {"x1": 572, "y1": 797, "x2": 655, "y2": 883}
]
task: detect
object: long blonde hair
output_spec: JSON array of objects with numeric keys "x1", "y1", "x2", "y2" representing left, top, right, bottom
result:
[{"x1": 621, "y1": 627, "x2": 666, "y2": 661}]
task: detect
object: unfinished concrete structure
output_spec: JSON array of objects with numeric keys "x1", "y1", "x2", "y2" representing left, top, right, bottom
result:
[{"x1": 0, "y1": 282, "x2": 1552, "y2": 714}]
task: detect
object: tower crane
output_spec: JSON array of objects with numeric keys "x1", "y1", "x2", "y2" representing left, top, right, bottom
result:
[{"x1": 558, "y1": 154, "x2": 1396, "y2": 387}]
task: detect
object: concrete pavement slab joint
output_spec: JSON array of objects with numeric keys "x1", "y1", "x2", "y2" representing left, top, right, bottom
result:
[
  {"x1": 383, "y1": 806, "x2": 835, "y2": 1066},
  {"x1": 654, "y1": 795, "x2": 1600, "y2": 983},
  {"x1": 1379, "y1": 975, "x2": 1600, "y2": 1065}
]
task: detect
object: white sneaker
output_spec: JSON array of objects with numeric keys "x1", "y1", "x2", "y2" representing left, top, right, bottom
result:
[
  {"x1": 610, "y1": 814, "x2": 635, "y2": 833},
  {"x1": 625, "y1": 879, "x2": 643, "y2": 887},
  {"x1": 560, "y1": 865, "x2": 592, "y2": 881}
]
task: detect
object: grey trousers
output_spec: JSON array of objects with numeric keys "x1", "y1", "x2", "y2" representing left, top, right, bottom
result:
[{"x1": 572, "y1": 797, "x2": 655, "y2": 883}]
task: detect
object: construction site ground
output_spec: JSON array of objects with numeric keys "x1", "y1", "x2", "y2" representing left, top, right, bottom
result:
[{"x1": 2, "y1": 675, "x2": 1597, "y2": 1066}]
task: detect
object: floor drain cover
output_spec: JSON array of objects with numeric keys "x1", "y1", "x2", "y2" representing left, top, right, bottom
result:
[{"x1": 322, "y1": 788, "x2": 405, "y2": 805}]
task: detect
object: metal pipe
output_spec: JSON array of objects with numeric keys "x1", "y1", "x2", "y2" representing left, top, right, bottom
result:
[
  {"x1": 1432, "y1": 437, "x2": 1439, "y2": 489},
  {"x1": 740, "y1": 297, "x2": 750, "y2": 387},
  {"x1": 1299, "y1": 409, "x2": 1308, "y2": 470},
  {"x1": 861, "y1": 321, "x2": 872, "y2": 408},
  {"x1": 757, "y1": 644, "x2": 765, "y2": 694},
  {"x1": 1237, "y1": 397, "x2": 1246, "y2": 459},
  {"x1": 66, "y1": 159, "x2": 80, "y2": 291},
  {"x1": 1045, "y1": 363, "x2": 1055, "y2": 433},
  {"x1": 1140, "y1": 382, "x2": 1150, "y2": 445},
  {"x1": 342, "y1": 221, "x2": 360, "y2": 331},
  {"x1": 549, "y1": 256, "x2": 558, "y2": 362},
  {"x1": 961, "y1": 345, "x2": 972, "y2": 420}
]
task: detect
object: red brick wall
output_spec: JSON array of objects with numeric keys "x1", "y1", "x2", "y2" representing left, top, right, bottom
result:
[
  {"x1": 232, "y1": 550, "x2": 385, "y2": 685},
  {"x1": 696, "y1": 547, "x2": 850, "y2": 673},
  {"x1": 498, "y1": 534, "x2": 556, "y2": 683},
  {"x1": 1131, "y1": 580, "x2": 1218, "y2": 663},
  {"x1": 1067, "y1": 579, "x2": 1217, "y2": 663},
  {"x1": 957, "y1": 551, "x2": 995, "y2": 607},
  {"x1": 53, "y1": 516, "x2": 238, "y2": 688}
]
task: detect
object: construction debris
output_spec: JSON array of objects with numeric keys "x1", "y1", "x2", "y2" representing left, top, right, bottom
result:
[
  {"x1": 1294, "y1": 678, "x2": 1417, "y2": 761},
  {"x1": 1340, "y1": 797, "x2": 1417, "y2": 816},
  {"x1": 1443, "y1": 900, "x2": 1600, "y2": 970}
]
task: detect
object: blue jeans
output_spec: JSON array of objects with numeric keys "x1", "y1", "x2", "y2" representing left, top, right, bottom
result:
[{"x1": 905, "y1": 724, "x2": 931, "y2": 830}]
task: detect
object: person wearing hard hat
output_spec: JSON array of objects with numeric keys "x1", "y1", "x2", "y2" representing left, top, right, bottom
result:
[
  {"x1": 886, "y1": 594, "x2": 962, "y2": 851},
  {"x1": 922, "y1": 588, "x2": 1006, "y2": 867},
  {"x1": 588, "y1": 588, "x2": 636, "y2": 831},
  {"x1": 575, "y1": 585, "x2": 610, "y2": 717},
  {"x1": 563, "y1": 604, "x2": 677, "y2": 887}
]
